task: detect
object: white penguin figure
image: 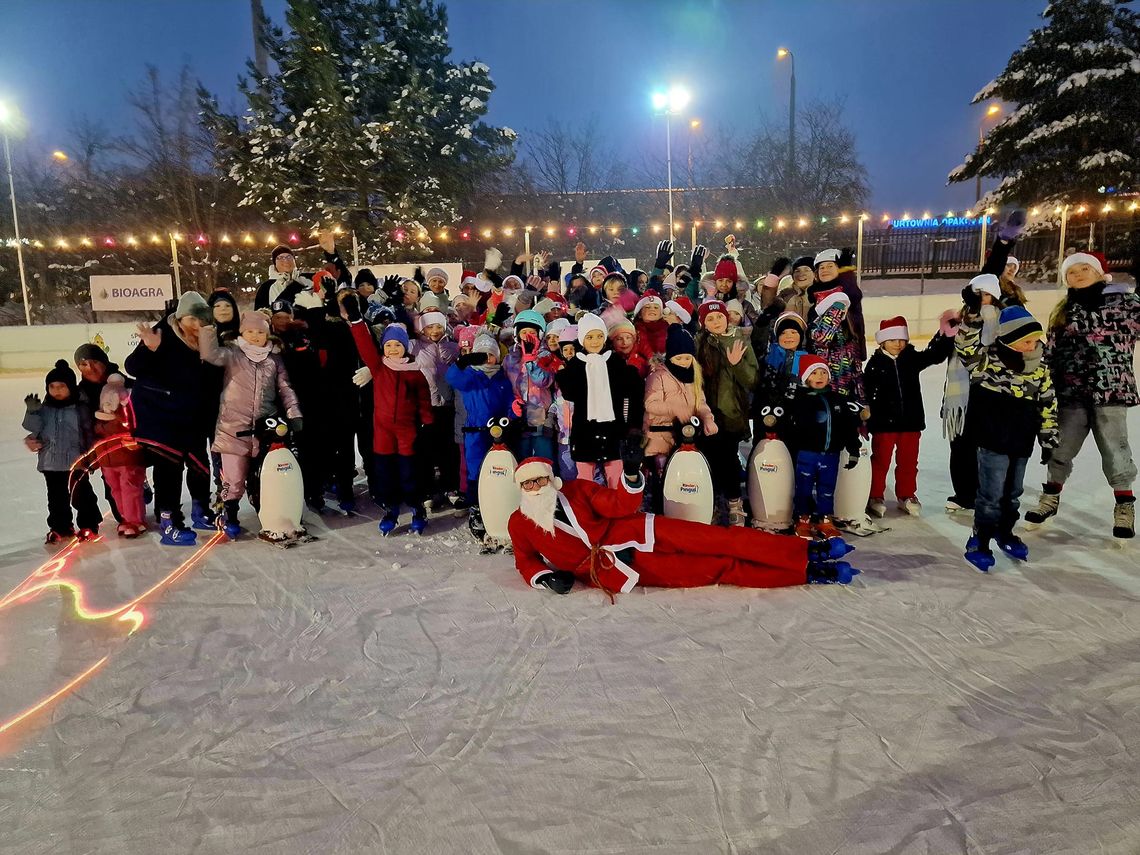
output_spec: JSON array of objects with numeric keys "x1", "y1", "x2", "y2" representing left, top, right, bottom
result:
[
  {"x1": 662, "y1": 417, "x2": 715, "y2": 524},
  {"x1": 478, "y1": 417, "x2": 521, "y2": 547},
  {"x1": 834, "y1": 443, "x2": 882, "y2": 536},
  {"x1": 256, "y1": 417, "x2": 311, "y2": 545},
  {"x1": 747, "y1": 404, "x2": 794, "y2": 531}
]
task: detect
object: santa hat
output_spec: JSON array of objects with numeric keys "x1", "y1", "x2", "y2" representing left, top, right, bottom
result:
[
  {"x1": 814, "y1": 249, "x2": 840, "y2": 268},
  {"x1": 967, "y1": 273, "x2": 1001, "y2": 299},
  {"x1": 419, "y1": 310, "x2": 447, "y2": 330},
  {"x1": 589, "y1": 264, "x2": 609, "y2": 281},
  {"x1": 713, "y1": 257, "x2": 739, "y2": 282},
  {"x1": 698, "y1": 300, "x2": 728, "y2": 328},
  {"x1": 577, "y1": 312, "x2": 608, "y2": 345},
  {"x1": 875, "y1": 315, "x2": 910, "y2": 344},
  {"x1": 425, "y1": 266, "x2": 449, "y2": 285},
  {"x1": 503, "y1": 274, "x2": 524, "y2": 290},
  {"x1": 664, "y1": 299, "x2": 692, "y2": 325},
  {"x1": 798, "y1": 354, "x2": 831, "y2": 386},
  {"x1": 634, "y1": 294, "x2": 663, "y2": 317},
  {"x1": 474, "y1": 277, "x2": 493, "y2": 294},
  {"x1": 814, "y1": 287, "x2": 851, "y2": 316},
  {"x1": 462, "y1": 275, "x2": 484, "y2": 292},
  {"x1": 1060, "y1": 252, "x2": 1106, "y2": 281},
  {"x1": 1005, "y1": 256, "x2": 1020, "y2": 275},
  {"x1": 514, "y1": 456, "x2": 562, "y2": 489}
]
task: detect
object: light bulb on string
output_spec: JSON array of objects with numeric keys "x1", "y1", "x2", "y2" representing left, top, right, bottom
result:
[
  {"x1": 797, "y1": 218, "x2": 807, "y2": 228},
  {"x1": 545, "y1": 227, "x2": 555, "y2": 237},
  {"x1": 241, "y1": 233, "x2": 253, "y2": 244},
  {"x1": 568, "y1": 227, "x2": 576, "y2": 236},
  {"x1": 482, "y1": 229, "x2": 492, "y2": 238},
  {"x1": 734, "y1": 221, "x2": 743, "y2": 230},
  {"x1": 775, "y1": 219, "x2": 786, "y2": 229},
  {"x1": 651, "y1": 224, "x2": 661, "y2": 233},
  {"x1": 150, "y1": 234, "x2": 162, "y2": 244},
  {"x1": 609, "y1": 227, "x2": 618, "y2": 235},
  {"x1": 438, "y1": 230, "x2": 449, "y2": 241},
  {"x1": 714, "y1": 220, "x2": 724, "y2": 229}
]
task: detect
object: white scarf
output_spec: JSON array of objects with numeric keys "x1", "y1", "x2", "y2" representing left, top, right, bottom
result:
[
  {"x1": 577, "y1": 351, "x2": 615, "y2": 422},
  {"x1": 238, "y1": 337, "x2": 271, "y2": 363}
]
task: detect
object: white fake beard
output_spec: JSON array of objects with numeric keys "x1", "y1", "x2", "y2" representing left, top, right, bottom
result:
[{"x1": 519, "y1": 484, "x2": 558, "y2": 534}]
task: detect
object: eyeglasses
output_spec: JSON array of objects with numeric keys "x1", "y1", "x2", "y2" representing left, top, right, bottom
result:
[
  {"x1": 519, "y1": 475, "x2": 551, "y2": 491},
  {"x1": 276, "y1": 253, "x2": 294, "y2": 261}
]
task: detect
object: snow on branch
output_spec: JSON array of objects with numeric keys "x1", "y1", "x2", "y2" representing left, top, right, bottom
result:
[{"x1": 1057, "y1": 59, "x2": 1140, "y2": 93}]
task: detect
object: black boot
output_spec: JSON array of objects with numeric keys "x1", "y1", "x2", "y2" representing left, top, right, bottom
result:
[{"x1": 223, "y1": 500, "x2": 241, "y2": 539}]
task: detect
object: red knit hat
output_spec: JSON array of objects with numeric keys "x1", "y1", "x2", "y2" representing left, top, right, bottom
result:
[
  {"x1": 698, "y1": 299, "x2": 729, "y2": 328},
  {"x1": 875, "y1": 315, "x2": 909, "y2": 344},
  {"x1": 798, "y1": 354, "x2": 832, "y2": 386},
  {"x1": 713, "y1": 257, "x2": 738, "y2": 283}
]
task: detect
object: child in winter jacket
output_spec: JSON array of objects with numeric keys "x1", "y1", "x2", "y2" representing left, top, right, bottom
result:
[
  {"x1": 754, "y1": 311, "x2": 809, "y2": 406},
  {"x1": 503, "y1": 310, "x2": 557, "y2": 461},
  {"x1": 695, "y1": 300, "x2": 759, "y2": 525},
  {"x1": 809, "y1": 287, "x2": 866, "y2": 402},
  {"x1": 92, "y1": 373, "x2": 147, "y2": 538},
  {"x1": 551, "y1": 324, "x2": 579, "y2": 481},
  {"x1": 199, "y1": 311, "x2": 302, "y2": 539},
  {"x1": 556, "y1": 313, "x2": 644, "y2": 488},
  {"x1": 1025, "y1": 252, "x2": 1140, "y2": 538},
  {"x1": 608, "y1": 318, "x2": 650, "y2": 380},
  {"x1": 643, "y1": 325, "x2": 717, "y2": 508},
  {"x1": 863, "y1": 316, "x2": 952, "y2": 518},
  {"x1": 22, "y1": 360, "x2": 102, "y2": 542},
  {"x1": 955, "y1": 306, "x2": 1058, "y2": 571},
  {"x1": 807, "y1": 248, "x2": 866, "y2": 360},
  {"x1": 787, "y1": 355, "x2": 862, "y2": 541},
  {"x1": 413, "y1": 309, "x2": 460, "y2": 507},
  {"x1": 634, "y1": 293, "x2": 669, "y2": 359}
]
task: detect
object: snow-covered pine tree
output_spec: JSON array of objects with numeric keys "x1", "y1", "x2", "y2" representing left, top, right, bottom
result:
[
  {"x1": 948, "y1": 0, "x2": 1140, "y2": 208},
  {"x1": 199, "y1": 0, "x2": 515, "y2": 256}
]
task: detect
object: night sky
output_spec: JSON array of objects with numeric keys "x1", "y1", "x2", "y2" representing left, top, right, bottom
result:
[{"x1": 0, "y1": 0, "x2": 1044, "y2": 213}]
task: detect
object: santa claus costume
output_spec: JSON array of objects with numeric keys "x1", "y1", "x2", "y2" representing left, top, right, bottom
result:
[{"x1": 507, "y1": 457, "x2": 858, "y2": 599}]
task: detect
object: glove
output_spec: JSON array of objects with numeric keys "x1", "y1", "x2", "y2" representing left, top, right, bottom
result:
[
  {"x1": 491, "y1": 302, "x2": 511, "y2": 327},
  {"x1": 413, "y1": 265, "x2": 425, "y2": 284},
  {"x1": 759, "y1": 301, "x2": 782, "y2": 323},
  {"x1": 484, "y1": 247, "x2": 503, "y2": 272},
  {"x1": 520, "y1": 334, "x2": 538, "y2": 360},
  {"x1": 537, "y1": 570, "x2": 575, "y2": 595},
  {"x1": 352, "y1": 366, "x2": 372, "y2": 387},
  {"x1": 1040, "y1": 447, "x2": 1053, "y2": 466},
  {"x1": 620, "y1": 433, "x2": 646, "y2": 478},
  {"x1": 996, "y1": 208, "x2": 1027, "y2": 243},
  {"x1": 544, "y1": 258, "x2": 560, "y2": 281},
  {"x1": 654, "y1": 239, "x2": 674, "y2": 270},
  {"x1": 960, "y1": 284, "x2": 982, "y2": 313},
  {"x1": 689, "y1": 244, "x2": 707, "y2": 276},
  {"x1": 341, "y1": 292, "x2": 363, "y2": 323},
  {"x1": 24, "y1": 393, "x2": 42, "y2": 412},
  {"x1": 456, "y1": 352, "x2": 487, "y2": 368},
  {"x1": 769, "y1": 256, "x2": 790, "y2": 277},
  {"x1": 289, "y1": 417, "x2": 303, "y2": 435},
  {"x1": 511, "y1": 398, "x2": 524, "y2": 418},
  {"x1": 838, "y1": 247, "x2": 855, "y2": 268},
  {"x1": 979, "y1": 303, "x2": 999, "y2": 324},
  {"x1": 844, "y1": 452, "x2": 861, "y2": 470},
  {"x1": 381, "y1": 274, "x2": 402, "y2": 301}
]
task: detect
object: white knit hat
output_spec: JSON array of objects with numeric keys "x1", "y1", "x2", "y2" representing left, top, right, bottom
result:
[
  {"x1": 545, "y1": 317, "x2": 571, "y2": 337},
  {"x1": 576, "y1": 312, "x2": 608, "y2": 345},
  {"x1": 425, "y1": 266, "x2": 449, "y2": 285},
  {"x1": 968, "y1": 273, "x2": 1001, "y2": 299},
  {"x1": 725, "y1": 298, "x2": 744, "y2": 317},
  {"x1": 814, "y1": 249, "x2": 840, "y2": 267},
  {"x1": 419, "y1": 310, "x2": 447, "y2": 330}
]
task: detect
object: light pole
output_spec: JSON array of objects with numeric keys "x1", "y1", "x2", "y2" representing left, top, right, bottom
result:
[
  {"x1": 0, "y1": 101, "x2": 31, "y2": 326},
  {"x1": 777, "y1": 48, "x2": 795, "y2": 184},
  {"x1": 976, "y1": 103, "x2": 1001, "y2": 204},
  {"x1": 688, "y1": 118, "x2": 700, "y2": 188},
  {"x1": 651, "y1": 85, "x2": 691, "y2": 243}
]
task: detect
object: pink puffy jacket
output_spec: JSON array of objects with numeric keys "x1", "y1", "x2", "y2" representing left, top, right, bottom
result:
[{"x1": 642, "y1": 364, "x2": 717, "y2": 456}]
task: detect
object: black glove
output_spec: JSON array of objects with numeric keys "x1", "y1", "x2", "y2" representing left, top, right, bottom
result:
[
  {"x1": 381, "y1": 274, "x2": 402, "y2": 301},
  {"x1": 413, "y1": 265, "x2": 425, "y2": 284},
  {"x1": 844, "y1": 453, "x2": 860, "y2": 470},
  {"x1": 457, "y1": 352, "x2": 487, "y2": 368},
  {"x1": 838, "y1": 247, "x2": 855, "y2": 268},
  {"x1": 1040, "y1": 447, "x2": 1053, "y2": 466},
  {"x1": 490, "y1": 302, "x2": 511, "y2": 327},
  {"x1": 341, "y1": 292, "x2": 363, "y2": 323},
  {"x1": 654, "y1": 239, "x2": 674, "y2": 270},
  {"x1": 960, "y1": 284, "x2": 982, "y2": 314},
  {"x1": 289, "y1": 417, "x2": 304, "y2": 435},
  {"x1": 537, "y1": 570, "x2": 575, "y2": 595},
  {"x1": 24, "y1": 393, "x2": 42, "y2": 412},
  {"x1": 689, "y1": 244, "x2": 707, "y2": 276},
  {"x1": 485, "y1": 269, "x2": 504, "y2": 289},
  {"x1": 759, "y1": 301, "x2": 782, "y2": 323},
  {"x1": 769, "y1": 256, "x2": 791, "y2": 277},
  {"x1": 620, "y1": 433, "x2": 646, "y2": 478}
]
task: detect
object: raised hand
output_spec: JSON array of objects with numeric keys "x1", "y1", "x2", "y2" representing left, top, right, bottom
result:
[
  {"x1": 654, "y1": 239, "x2": 674, "y2": 270},
  {"x1": 726, "y1": 340, "x2": 747, "y2": 365},
  {"x1": 137, "y1": 322, "x2": 162, "y2": 351},
  {"x1": 689, "y1": 244, "x2": 707, "y2": 275},
  {"x1": 317, "y1": 229, "x2": 336, "y2": 254}
]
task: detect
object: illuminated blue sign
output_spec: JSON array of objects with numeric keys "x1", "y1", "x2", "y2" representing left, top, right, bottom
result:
[{"x1": 890, "y1": 216, "x2": 991, "y2": 229}]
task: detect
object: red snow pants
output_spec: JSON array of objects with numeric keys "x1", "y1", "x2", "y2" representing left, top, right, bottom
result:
[{"x1": 870, "y1": 431, "x2": 920, "y2": 501}]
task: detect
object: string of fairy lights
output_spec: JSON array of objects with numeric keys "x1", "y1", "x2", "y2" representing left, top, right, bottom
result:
[{"x1": 1, "y1": 201, "x2": 1135, "y2": 251}]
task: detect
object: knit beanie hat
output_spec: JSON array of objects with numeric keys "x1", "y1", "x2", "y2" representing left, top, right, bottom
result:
[
  {"x1": 514, "y1": 309, "x2": 547, "y2": 334},
  {"x1": 602, "y1": 271, "x2": 627, "y2": 291},
  {"x1": 472, "y1": 332, "x2": 499, "y2": 357},
  {"x1": 792, "y1": 256, "x2": 815, "y2": 272},
  {"x1": 608, "y1": 318, "x2": 636, "y2": 339},
  {"x1": 45, "y1": 359, "x2": 77, "y2": 392},
  {"x1": 1060, "y1": 252, "x2": 1105, "y2": 281},
  {"x1": 545, "y1": 317, "x2": 571, "y2": 338},
  {"x1": 665, "y1": 324, "x2": 696, "y2": 358},
  {"x1": 425, "y1": 266, "x2": 449, "y2": 286},
  {"x1": 175, "y1": 291, "x2": 211, "y2": 324},
  {"x1": 698, "y1": 300, "x2": 728, "y2": 328},
  {"x1": 798, "y1": 354, "x2": 831, "y2": 386},
  {"x1": 814, "y1": 249, "x2": 840, "y2": 268},
  {"x1": 73, "y1": 342, "x2": 110, "y2": 366},
  {"x1": 96, "y1": 373, "x2": 128, "y2": 420},
  {"x1": 576, "y1": 312, "x2": 608, "y2": 345},
  {"x1": 354, "y1": 268, "x2": 378, "y2": 288},
  {"x1": 382, "y1": 324, "x2": 411, "y2": 353},
  {"x1": 270, "y1": 244, "x2": 292, "y2": 265},
  {"x1": 725, "y1": 298, "x2": 744, "y2": 317},
  {"x1": 1006, "y1": 256, "x2": 1020, "y2": 275},
  {"x1": 996, "y1": 306, "x2": 1044, "y2": 349},
  {"x1": 238, "y1": 311, "x2": 268, "y2": 334},
  {"x1": 419, "y1": 310, "x2": 447, "y2": 330},
  {"x1": 813, "y1": 287, "x2": 851, "y2": 316},
  {"x1": 875, "y1": 315, "x2": 909, "y2": 344},
  {"x1": 713, "y1": 257, "x2": 739, "y2": 282},
  {"x1": 774, "y1": 311, "x2": 807, "y2": 337},
  {"x1": 270, "y1": 298, "x2": 294, "y2": 315},
  {"x1": 968, "y1": 273, "x2": 1001, "y2": 299}
]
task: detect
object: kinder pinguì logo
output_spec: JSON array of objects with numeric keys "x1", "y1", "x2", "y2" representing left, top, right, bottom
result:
[
  {"x1": 680, "y1": 482, "x2": 698, "y2": 494},
  {"x1": 491, "y1": 465, "x2": 508, "y2": 477},
  {"x1": 759, "y1": 462, "x2": 779, "y2": 474}
]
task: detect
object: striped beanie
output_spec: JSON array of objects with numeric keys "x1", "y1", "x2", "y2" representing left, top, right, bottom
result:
[{"x1": 996, "y1": 306, "x2": 1044, "y2": 349}]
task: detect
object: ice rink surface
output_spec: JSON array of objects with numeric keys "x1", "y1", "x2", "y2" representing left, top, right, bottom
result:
[{"x1": 0, "y1": 364, "x2": 1138, "y2": 855}]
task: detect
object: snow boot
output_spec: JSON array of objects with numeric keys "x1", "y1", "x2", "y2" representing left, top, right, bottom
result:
[
  {"x1": 807, "y1": 536, "x2": 855, "y2": 563},
  {"x1": 794, "y1": 515, "x2": 815, "y2": 540},
  {"x1": 223, "y1": 500, "x2": 241, "y2": 540},
  {"x1": 726, "y1": 497, "x2": 747, "y2": 527},
  {"x1": 898, "y1": 497, "x2": 922, "y2": 516},
  {"x1": 379, "y1": 506, "x2": 400, "y2": 537},
  {"x1": 76, "y1": 527, "x2": 99, "y2": 541},
  {"x1": 807, "y1": 561, "x2": 859, "y2": 585},
  {"x1": 1113, "y1": 496, "x2": 1135, "y2": 539},
  {"x1": 159, "y1": 511, "x2": 197, "y2": 546},
  {"x1": 814, "y1": 516, "x2": 843, "y2": 541},
  {"x1": 45, "y1": 528, "x2": 74, "y2": 545},
  {"x1": 995, "y1": 531, "x2": 1029, "y2": 561},
  {"x1": 468, "y1": 506, "x2": 487, "y2": 541},
  {"x1": 964, "y1": 533, "x2": 995, "y2": 572},
  {"x1": 190, "y1": 500, "x2": 217, "y2": 531},
  {"x1": 410, "y1": 504, "x2": 428, "y2": 536},
  {"x1": 867, "y1": 497, "x2": 886, "y2": 519},
  {"x1": 1024, "y1": 484, "x2": 1060, "y2": 525}
]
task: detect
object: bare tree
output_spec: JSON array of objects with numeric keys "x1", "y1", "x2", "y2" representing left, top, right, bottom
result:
[{"x1": 518, "y1": 116, "x2": 626, "y2": 193}]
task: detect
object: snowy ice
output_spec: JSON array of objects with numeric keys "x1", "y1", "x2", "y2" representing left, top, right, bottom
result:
[{"x1": 1, "y1": 359, "x2": 1139, "y2": 852}]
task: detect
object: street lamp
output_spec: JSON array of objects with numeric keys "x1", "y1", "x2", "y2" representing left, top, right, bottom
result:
[
  {"x1": 651, "y1": 84, "x2": 691, "y2": 243},
  {"x1": 777, "y1": 47, "x2": 796, "y2": 183},
  {"x1": 976, "y1": 102, "x2": 1001, "y2": 203},
  {"x1": 687, "y1": 118, "x2": 700, "y2": 188},
  {"x1": 0, "y1": 100, "x2": 31, "y2": 326}
]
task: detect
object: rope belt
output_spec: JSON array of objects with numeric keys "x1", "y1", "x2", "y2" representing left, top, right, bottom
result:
[{"x1": 576, "y1": 543, "x2": 618, "y2": 605}]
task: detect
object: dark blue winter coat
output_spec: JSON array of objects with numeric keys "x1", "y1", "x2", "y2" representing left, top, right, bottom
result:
[
  {"x1": 123, "y1": 315, "x2": 208, "y2": 451},
  {"x1": 445, "y1": 363, "x2": 513, "y2": 429}
]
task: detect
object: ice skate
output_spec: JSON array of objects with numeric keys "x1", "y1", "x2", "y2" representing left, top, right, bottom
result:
[
  {"x1": 379, "y1": 506, "x2": 400, "y2": 536},
  {"x1": 468, "y1": 506, "x2": 487, "y2": 541},
  {"x1": 726, "y1": 497, "x2": 747, "y2": 527},
  {"x1": 794, "y1": 515, "x2": 815, "y2": 539},
  {"x1": 995, "y1": 532, "x2": 1029, "y2": 561},
  {"x1": 1024, "y1": 486, "x2": 1059, "y2": 526},
  {"x1": 159, "y1": 512, "x2": 197, "y2": 547},
  {"x1": 867, "y1": 497, "x2": 886, "y2": 518},
  {"x1": 945, "y1": 496, "x2": 974, "y2": 513},
  {"x1": 190, "y1": 500, "x2": 218, "y2": 531},
  {"x1": 836, "y1": 514, "x2": 888, "y2": 537},
  {"x1": 409, "y1": 505, "x2": 428, "y2": 535},
  {"x1": 898, "y1": 497, "x2": 922, "y2": 516},
  {"x1": 964, "y1": 535, "x2": 996, "y2": 572},
  {"x1": 1113, "y1": 497, "x2": 1135, "y2": 539},
  {"x1": 45, "y1": 529, "x2": 74, "y2": 545},
  {"x1": 807, "y1": 561, "x2": 860, "y2": 585}
]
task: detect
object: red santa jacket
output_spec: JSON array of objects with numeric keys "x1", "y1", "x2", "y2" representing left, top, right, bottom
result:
[
  {"x1": 508, "y1": 476, "x2": 654, "y2": 592},
  {"x1": 350, "y1": 321, "x2": 433, "y2": 440}
]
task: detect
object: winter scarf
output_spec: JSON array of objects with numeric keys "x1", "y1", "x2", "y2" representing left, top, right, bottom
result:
[
  {"x1": 941, "y1": 354, "x2": 971, "y2": 440},
  {"x1": 577, "y1": 351, "x2": 616, "y2": 422},
  {"x1": 237, "y1": 338, "x2": 271, "y2": 363},
  {"x1": 666, "y1": 361, "x2": 695, "y2": 383}
]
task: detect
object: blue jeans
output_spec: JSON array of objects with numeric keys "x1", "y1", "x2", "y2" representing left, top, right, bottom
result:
[
  {"x1": 794, "y1": 450, "x2": 840, "y2": 518},
  {"x1": 975, "y1": 448, "x2": 1027, "y2": 535}
]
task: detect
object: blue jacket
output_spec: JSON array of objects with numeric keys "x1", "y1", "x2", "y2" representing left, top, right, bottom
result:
[
  {"x1": 23, "y1": 400, "x2": 93, "y2": 472},
  {"x1": 445, "y1": 363, "x2": 513, "y2": 429}
]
